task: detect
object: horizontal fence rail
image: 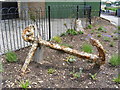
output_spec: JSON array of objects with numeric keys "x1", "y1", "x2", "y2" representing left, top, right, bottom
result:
[{"x1": 0, "y1": 5, "x2": 91, "y2": 55}]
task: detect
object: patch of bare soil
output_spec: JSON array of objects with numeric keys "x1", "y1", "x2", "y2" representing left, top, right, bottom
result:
[{"x1": 1, "y1": 17, "x2": 120, "y2": 88}]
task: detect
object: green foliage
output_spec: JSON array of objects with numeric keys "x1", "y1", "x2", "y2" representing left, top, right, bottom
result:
[
  {"x1": 118, "y1": 26, "x2": 120, "y2": 30},
  {"x1": 109, "y1": 41, "x2": 114, "y2": 47},
  {"x1": 112, "y1": 74, "x2": 120, "y2": 83},
  {"x1": 66, "y1": 29, "x2": 78, "y2": 35},
  {"x1": 97, "y1": 34, "x2": 102, "y2": 37},
  {"x1": 109, "y1": 54, "x2": 120, "y2": 66},
  {"x1": 98, "y1": 26, "x2": 105, "y2": 31},
  {"x1": 82, "y1": 43, "x2": 93, "y2": 53},
  {"x1": 91, "y1": 30, "x2": 95, "y2": 34},
  {"x1": 28, "y1": 11, "x2": 36, "y2": 22},
  {"x1": 52, "y1": 36, "x2": 62, "y2": 43},
  {"x1": 103, "y1": 36, "x2": 110, "y2": 42},
  {"x1": 78, "y1": 31, "x2": 84, "y2": 34},
  {"x1": 59, "y1": 43, "x2": 73, "y2": 48},
  {"x1": 89, "y1": 73, "x2": 97, "y2": 80},
  {"x1": 5, "y1": 51, "x2": 17, "y2": 62},
  {"x1": 47, "y1": 68, "x2": 55, "y2": 74},
  {"x1": 60, "y1": 32, "x2": 67, "y2": 37},
  {"x1": 70, "y1": 68, "x2": 83, "y2": 78},
  {"x1": 87, "y1": 25, "x2": 93, "y2": 29},
  {"x1": 113, "y1": 36, "x2": 118, "y2": 40},
  {"x1": 65, "y1": 56, "x2": 76, "y2": 63},
  {"x1": 19, "y1": 80, "x2": 30, "y2": 89},
  {"x1": 0, "y1": 62, "x2": 4, "y2": 72}
]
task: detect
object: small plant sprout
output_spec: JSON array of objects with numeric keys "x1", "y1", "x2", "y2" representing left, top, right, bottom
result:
[
  {"x1": 87, "y1": 24, "x2": 93, "y2": 29},
  {"x1": 91, "y1": 30, "x2": 95, "y2": 34},
  {"x1": 97, "y1": 34, "x2": 102, "y2": 37},
  {"x1": 19, "y1": 80, "x2": 30, "y2": 89},
  {"x1": 82, "y1": 43, "x2": 93, "y2": 53},
  {"x1": 66, "y1": 29, "x2": 78, "y2": 35},
  {"x1": 109, "y1": 41, "x2": 114, "y2": 47},
  {"x1": 52, "y1": 36, "x2": 62, "y2": 43},
  {"x1": 60, "y1": 32, "x2": 67, "y2": 37},
  {"x1": 70, "y1": 68, "x2": 83, "y2": 78},
  {"x1": 47, "y1": 68, "x2": 56, "y2": 74},
  {"x1": 109, "y1": 54, "x2": 120, "y2": 66},
  {"x1": 113, "y1": 35, "x2": 118, "y2": 40},
  {"x1": 89, "y1": 73, "x2": 97, "y2": 80},
  {"x1": 112, "y1": 74, "x2": 120, "y2": 83},
  {"x1": 5, "y1": 51, "x2": 17, "y2": 62},
  {"x1": 98, "y1": 26, "x2": 105, "y2": 31},
  {"x1": 65, "y1": 56, "x2": 76, "y2": 63},
  {"x1": 78, "y1": 31, "x2": 84, "y2": 34}
]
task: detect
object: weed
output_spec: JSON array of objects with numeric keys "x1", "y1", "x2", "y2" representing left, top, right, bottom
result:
[
  {"x1": 19, "y1": 80, "x2": 30, "y2": 89},
  {"x1": 109, "y1": 54, "x2": 120, "y2": 66},
  {"x1": 66, "y1": 29, "x2": 78, "y2": 35},
  {"x1": 78, "y1": 31, "x2": 84, "y2": 34},
  {"x1": 98, "y1": 26, "x2": 104, "y2": 31},
  {"x1": 97, "y1": 34, "x2": 102, "y2": 37},
  {"x1": 112, "y1": 74, "x2": 120, "y2": 83},
  {"x1": 70, "y1": 68, "x2": 83, "y2": 78},
  {"x1": 91, "y1": 30, "x2": 95, "y2": 34},
  {"x1": 89, "y1": 73, "x2": 97, "y2": 80},
  {"x1": 5, "y1": 51, "x2": 17, "y2": 62},
  {"x1": 82, "y1": 43, "x2": 93, "y2": 53},
  {"x1": 87, "y1": 25, "x2": 93, "y2": 29},
  {"x1": 52, "y1": 36, "x2": 62, "y2": 43},
  {"x1": 59, "y1": 43, "x2": 73, "y2": 48},
  {"x1": 60, "y1": 32, "x2": 67, "y2": 37},
  {"x1": 103, "y1": 36, "x2": 110, "y2": 42},
  {"x1": 47, "y1": 68, "x2": 55, "y2": 74},
  {"x1": 109, "y1": 41, "x2": 114, "y2": 47},
  {"x1": 65, "y1": 56, "x2": 76, "y2": 63},
  {"x1": 113, "y1": 36, "x2": 118, "y2": 40}
]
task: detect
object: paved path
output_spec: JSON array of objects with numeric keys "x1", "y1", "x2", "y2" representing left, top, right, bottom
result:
[{"x1": 100, "y1": 14, "x2": 120, "y2": 26}]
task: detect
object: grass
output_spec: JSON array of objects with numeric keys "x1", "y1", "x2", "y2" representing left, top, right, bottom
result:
[
  {"x1": 109, "y1": 54, "x2": 120, "y2": 66},
  {"x1": 52, "y1": 36, "x2": 62, "y2": 43},
  {"x1": 47, "y1": 68, "x2": 56, "y2": 74},
  {"x1": 19, "y1": 80, "x2": 30, "y2": 89},
  {"x1": 59, "y1": 43, "x2": 73, "y2": 48},
  {"x1": 112, "y1": 74, "x2": 120, "y2": 83},
  {"x1": 5, "y1": 51, "x2": 17, "y2": 62},
  {"x1": 81, "y1": 43, "x2": 93, "y2": 53}
]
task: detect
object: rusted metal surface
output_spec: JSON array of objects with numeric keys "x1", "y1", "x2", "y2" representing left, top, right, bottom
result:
[{"x1": 21, "y1": 24, "x2": 106, "y2": 74}]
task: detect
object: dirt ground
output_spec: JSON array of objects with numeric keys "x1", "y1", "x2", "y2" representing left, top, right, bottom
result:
[{"x1": 1, "y1": 17, "x2": 120, "y2": 88}]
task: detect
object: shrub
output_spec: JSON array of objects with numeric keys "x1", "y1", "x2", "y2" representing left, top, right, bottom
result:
[
  {"x1": 5, "y1": 51, "x2": 17, "y2": 62},
  {"x1": 82, "y1": 43, "x2": 93, "y2": 53},
  {"x1": 52, "y1": 36, "x2": 62, "y2": 43},
  {"x1": 112, "y1": 74, "x2": 120, "y2": 83},
  {"x1": 47, "y1": 68, "x2": 55, "y2": 74},
  {"x1": 109, "y1": 54, "x2": 120, "y2": 66},
  {"x1": 66, "y1": 29, "x2": 78, "y2": 35},
  {"x1": 87, "y1": 25, "x2": 93, "y2": 29},
  {"x1": 19, "y1": 80, "x2": 30, "y2": 89},
  {"x1": 103, "y1": 36, "x2": 110, "y2": 42},
  {"x1": 59, "y1": 43, "x2": 73, "y2": 48}
]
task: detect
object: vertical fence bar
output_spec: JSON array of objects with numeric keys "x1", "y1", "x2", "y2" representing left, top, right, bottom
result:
[
  {"x1": 48, "y1": 6, "x2": 51, "y2": 40},
  {"x1": 77, "y1": 5, "x2": 79, "y2": 19},
  {"x1": 88, "y1": 6, "x2": 91, "y2": 24}
]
